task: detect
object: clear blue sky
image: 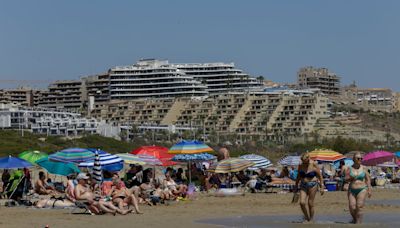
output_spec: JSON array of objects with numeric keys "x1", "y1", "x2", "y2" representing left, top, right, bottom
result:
[{"x1": 1, "y1": 1, "x2": 399, "y2": 91}]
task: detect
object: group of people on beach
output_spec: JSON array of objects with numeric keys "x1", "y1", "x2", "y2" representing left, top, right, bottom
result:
[
  {"x1": 0, "y1": 148, "x2": 373, "y2": 223},
  {"x1": 295, "y1": 152, "x2": 372, "y2": 224}
]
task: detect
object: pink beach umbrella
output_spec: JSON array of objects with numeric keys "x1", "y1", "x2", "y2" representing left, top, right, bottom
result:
[{"x1": 362, "y1": 151, "x2": 394, "y2": 166}]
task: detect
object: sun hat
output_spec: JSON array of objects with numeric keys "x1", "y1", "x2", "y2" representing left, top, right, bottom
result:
[{"x1": 77, "y1": 173, "x2": 89, "y2": 180}]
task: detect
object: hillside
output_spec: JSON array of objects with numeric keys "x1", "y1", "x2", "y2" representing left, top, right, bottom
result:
[{"x1": 0, "y1": 130, "x2": 152, "y2": 157}]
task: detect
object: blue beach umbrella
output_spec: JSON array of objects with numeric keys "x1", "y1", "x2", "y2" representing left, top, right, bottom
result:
[
  {"x1": 49, "y1": 148, "x2": 95, "y2": 163},
  {"x1": 395, "y1": 151, "x2": 400, "y2": 158},
  {"x1": 239, "y1": 154, "x2": 272, "y2": 171},
  {"x1": 78, "y1": 149, "x2": 123, "y2": 172},
  {"x1": 36, "y1": 157, "x2": 80, "y2": 176},
  {"x1": 0, "y1": 156, "x2": 32, "y2": 169},
  {"x1": 172, "y1": 153, "x2": 216, "y2": 162},
  {"x1": 278, "y1": 156, "x2": 301, "y2": 166}
]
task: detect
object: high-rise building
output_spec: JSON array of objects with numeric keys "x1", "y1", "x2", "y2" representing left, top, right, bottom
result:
[
  {"x1": 39, "y1": 80, "x2": 86, "y2": 111},
  {"x1": 0, "y1": 87, "x2": 41, "y2": 107},
  {"x1": 297, "y1": 66, "x2": 341, "y2": 96},
  {"x1": 108, "y1": 59, "x2": 208, "y2": 100},
  {"x1": 172, "y1": 62, "x2": 263, "y2": 94}
]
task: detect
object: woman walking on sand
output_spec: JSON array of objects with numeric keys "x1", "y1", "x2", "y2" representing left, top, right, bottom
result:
[
  {"x1": 345, "y1": 152, "x2": 372, "y2": 224},
  {"x1": 295, "y1": 152, "x2": 324, "y2": 223}
]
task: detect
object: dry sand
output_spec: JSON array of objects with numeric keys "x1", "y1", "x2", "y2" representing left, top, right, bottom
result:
[{"x1": 1, "y1": 189, "x2": 399, "y2": 228}]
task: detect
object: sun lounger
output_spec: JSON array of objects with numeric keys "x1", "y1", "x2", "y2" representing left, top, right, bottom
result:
[
  {"x1": 265, "y1": 183, "x2": 295, "y2": 193},
  {"x1": 70, "y1": 200, "x2": 94, "y2": 215}
]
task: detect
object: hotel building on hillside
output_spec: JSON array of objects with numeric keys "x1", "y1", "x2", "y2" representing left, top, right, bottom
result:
[
  {"x1": 0, "y1": 103, "x2": 97, "y2": 136},
  {"x1": 172, "y1": 62, "x2": 263, "y2": 94},
  {"x1": 90, "y1": 89, "x2": 328, "y2": 141},
  {"x1": 108, "y1": 59, "x2": 208, "y2": 100},
  {"x1": 297, "y1": 66, "x2": 341, "y2": 96}
]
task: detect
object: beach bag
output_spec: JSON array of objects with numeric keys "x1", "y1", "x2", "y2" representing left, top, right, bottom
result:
[{"x1": 291, "y1": 192, "x2": 299, "y2": 204}]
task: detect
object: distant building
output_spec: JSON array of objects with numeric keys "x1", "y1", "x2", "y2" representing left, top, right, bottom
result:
[
  {"x1": 297, "y1": 66, "x2": 341, "y2": 96},
  {"x1": 0, "y1": 87, "x2": 43, "y2": 107},
  {"x1": 0, "y1": 103, "x2": 97, "y2": 136},
  {"x1": 172, "y1": 62, "x2": 263, "y2": 94},
  {"x1": 109, "y1": 59, "x2": 208, "y2": 100},
  {"x1": 339, "y1": 85, "x2": 394, "y2": 112},
  {"x1": 39, "y1": 80, "x2": 87, "y2": 111},
  {"x1": 83, "y1": 73, "x2": 110, "y2": 103},
  {"x1": 90, "y1": 90, "x2": 328, "y2": 141}
]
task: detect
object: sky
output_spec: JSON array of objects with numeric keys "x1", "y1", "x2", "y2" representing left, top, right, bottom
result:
[{"x1": 0, "y1": 1, "x2": 399, "y2": 91}]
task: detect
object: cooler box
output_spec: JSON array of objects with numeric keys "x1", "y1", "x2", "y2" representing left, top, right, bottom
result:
[{"x1": 325, "y1": 181, "x2": 337, "y2": 191}]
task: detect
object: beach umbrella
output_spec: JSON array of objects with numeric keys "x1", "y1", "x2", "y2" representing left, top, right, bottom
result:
[
  {"x1": 345, "y1": 151, "x2": 365, "y2": 159},
  {"x1": 92, "y1": 151, "x2": 102, "y2": 183},
  {"x1": 0, "y1": 156, "x2": 32, "y2": 169},
  {"x1": 78, "y1": 149, "x2": 123, "y2": 172},
  {"x1": 377, "y1": 162, "x2": 398, "y2": 168},
  {"x1": 131, "y1": 146, "x2": 177, "y2": 166},
  {"x1": 394, "y1": 151, "x2": 400, "y2": 158},
  {"x1": 362, "y1": 150, "x2": 394, "y2": 166},
  {"x1": 116, "y1": 153, "x2": 162, "y2": 166},
  {"x1": 239, "y1": 154, "x2": 272, "y2": 171},
  {"x1": 208, "y1": 158, "x2": 255, "y2": 173},
  {"x1": 36, "y1": 157, "x2": 80, "y2": 176},
  {"x1": 168, "y1": 140, "x2": 214, "y2": 154},
  {"x1": 278, "y1": 155, "x2": 301, "y2": 166},
  {"x1": 18, "y1": 150, "x2": 48, "y2": 164},
  {"x1": 308, "y1": 149, "x2": 345, "y2": 162},
  {"x1": 49, "y1": 148, "x2": 95, "y2": 163},
  {"x1": 171, "y1": 153, "x2": 216, "y2": 162}
]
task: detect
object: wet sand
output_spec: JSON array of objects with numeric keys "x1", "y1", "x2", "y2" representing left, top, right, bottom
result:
[{"x1": 0, "y1": 189, "x2": 399, "y2": 228}]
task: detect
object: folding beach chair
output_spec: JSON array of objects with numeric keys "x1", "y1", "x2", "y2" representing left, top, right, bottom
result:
[{"x1": 70, "y1": 200, "x2": 94, "y2": 215}]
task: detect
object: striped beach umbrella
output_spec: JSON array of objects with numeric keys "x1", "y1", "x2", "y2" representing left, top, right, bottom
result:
[
  {"x1": 208, "y1": 158, "x2": 255, "y2": 173},
  {"x1": 168, "y1": 140, "x2": 214, "y2": 154},
  {"x1": 18, "y1": 150, "x2": 48, "y2": 164},
  {"x1": 78, "y1": 149, "x2": 123, "y2": 172},
  {"x1": 239, "y1": 154, "x2": 272, "y2": 170},
  {"x1": 92, "y1": 151, "x2": 102, "y2": 183},
  {"x1": 116, "y1": 153, "x2": 162, "y2": 166},
  {"x1": 278, "y1": 155, "x2": 301, "y2": 166},
  {"x1": 308, "y1": 149, "x2": 345, "y2": 162},
  {"x1": 172, "y1": 153, "x2": 216, "y2": 162},
  {"x1": 49, "y1": 148, "x2": 95, "y2": 163},
  {"x1": 131, "y1": 146, "x2": 177, "y2": 166}
]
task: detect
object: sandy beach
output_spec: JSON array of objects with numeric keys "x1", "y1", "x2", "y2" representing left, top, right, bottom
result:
[{"x1": 1, "y1": 188, "x2": 399, "y2": 228}]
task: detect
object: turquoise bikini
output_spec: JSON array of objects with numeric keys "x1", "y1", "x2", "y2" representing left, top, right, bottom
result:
[{"x1": 349, "y1": 167, "x2": 368, "y2": 196}]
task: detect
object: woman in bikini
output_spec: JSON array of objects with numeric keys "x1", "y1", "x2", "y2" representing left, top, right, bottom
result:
[
  {"x1": 295, "y1": 152, "x2": 324, "y2": 223},
  {"x1": 345, "y1": 152, "x2": 372, "y2": 224}
]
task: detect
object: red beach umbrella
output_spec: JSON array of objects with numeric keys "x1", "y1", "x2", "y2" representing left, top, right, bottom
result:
[{"x1": 131, "y1": 146, "x2": 177, "y2": 166}]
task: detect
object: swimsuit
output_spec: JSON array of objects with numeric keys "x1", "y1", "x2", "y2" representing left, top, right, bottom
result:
[
  {"x1": 349, "y1": 167, "x2": 367, "y2": 197},
  {"x1": 299, "y1": 170, "x2": 318, "y2": 191},
  {"x1": 299, "y1": 171, "x2": 317, "y2": 179}
]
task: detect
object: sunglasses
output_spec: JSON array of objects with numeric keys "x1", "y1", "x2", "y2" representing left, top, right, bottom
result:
[{"x1": 355, "y1": 157, "x2": 362, "y2": 160}]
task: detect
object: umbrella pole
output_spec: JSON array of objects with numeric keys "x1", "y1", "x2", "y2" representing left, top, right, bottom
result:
[{"x1": 189, "y1": 160, "x2": 192, "y2": 184}]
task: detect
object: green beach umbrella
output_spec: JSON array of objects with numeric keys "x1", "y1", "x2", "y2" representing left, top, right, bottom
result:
[
  {"x1": 36, "y1": 157, "x2": 80, "y2": 176},
  {"x1": 18, "y1": 150, "x2": 48, "y2": 164}
]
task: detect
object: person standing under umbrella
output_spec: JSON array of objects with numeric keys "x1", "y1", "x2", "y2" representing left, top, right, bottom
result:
[
  {"x1": 295, "y1": 153, "x2": 324, "y2": 223},
  {"x1": 344, "y1": 152, "x2": 372, "y2": 224}
]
